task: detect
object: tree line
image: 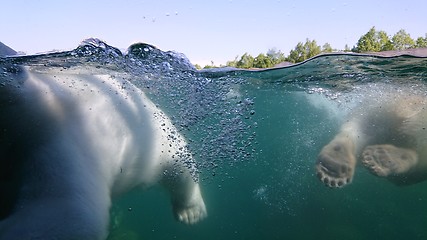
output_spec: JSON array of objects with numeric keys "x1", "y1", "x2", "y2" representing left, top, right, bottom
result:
[{"x1": 195, "y1": 27, "x2": 427, "y2": 69}]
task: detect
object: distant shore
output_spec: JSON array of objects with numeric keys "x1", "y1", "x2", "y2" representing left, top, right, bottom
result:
[
  {"x1": 271, "y1": 48, "x2": 427, "y2": 68},
  {"x1": 361, "y1": 48, "x2": 427, "y2": 57}
]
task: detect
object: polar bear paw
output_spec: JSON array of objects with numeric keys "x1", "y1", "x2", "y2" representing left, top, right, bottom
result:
[
  {"x1": 175, "y1": 200, "x2": 207, "y2": 225},
  {"x1": 362, "y1": 145, "x2": 418, "y2": 177},
  {"x1": 173, "y1": 185, "x2": 207, "y2": 225},
  {"x1": 316, "y1": 140, "x2": 356, "y2": 188}
]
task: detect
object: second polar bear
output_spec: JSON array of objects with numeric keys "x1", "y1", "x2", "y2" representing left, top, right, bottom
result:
[{"x1": 316, "y1": 91, "x2": 427, "y2": 188}]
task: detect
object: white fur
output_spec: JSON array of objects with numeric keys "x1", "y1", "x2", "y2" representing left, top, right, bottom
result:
[
  {"x1": 0, "y1": 67, "x2": 207, "y2": 240},
  {"x1": 315, "y1": 89, "x2": 427, "y2": 188}
]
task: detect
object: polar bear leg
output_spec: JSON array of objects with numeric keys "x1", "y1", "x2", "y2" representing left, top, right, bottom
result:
[
  {"x1": 316, "y1": 135, "x2": 357, "y2": 188},
  {"x1": 362, "y1": 145, "x2": 418, "y2": 177}
]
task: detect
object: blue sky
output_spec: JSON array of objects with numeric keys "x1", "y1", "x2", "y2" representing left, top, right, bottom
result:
[{"x1": 1, "y1": 0, "x2": 426, "y2": 66}]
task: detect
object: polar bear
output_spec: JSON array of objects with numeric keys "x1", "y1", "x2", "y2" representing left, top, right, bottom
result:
[
  {"x1": 0, "y1": 65, "x2": 207, "y2": 239},
  {"x1": 316, "y1": 92, "x2": 427, "y2": 188}
]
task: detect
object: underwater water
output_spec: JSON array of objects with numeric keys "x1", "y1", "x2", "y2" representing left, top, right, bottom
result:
[{"x1": 1, "y1": 39, "x2": 427, "y2": 240}]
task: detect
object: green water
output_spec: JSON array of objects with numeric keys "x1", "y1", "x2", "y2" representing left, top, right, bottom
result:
[
  {"x1": 108, "y1": 52, "x2": 427, "y2": 239},
  {"x1": 110, "y1": 89, "x2": 427, "y2": 239}
]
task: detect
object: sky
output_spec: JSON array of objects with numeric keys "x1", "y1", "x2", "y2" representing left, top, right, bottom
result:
[{"x1": 1, "y1": 0, "x2": 427, "y2": 66}]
